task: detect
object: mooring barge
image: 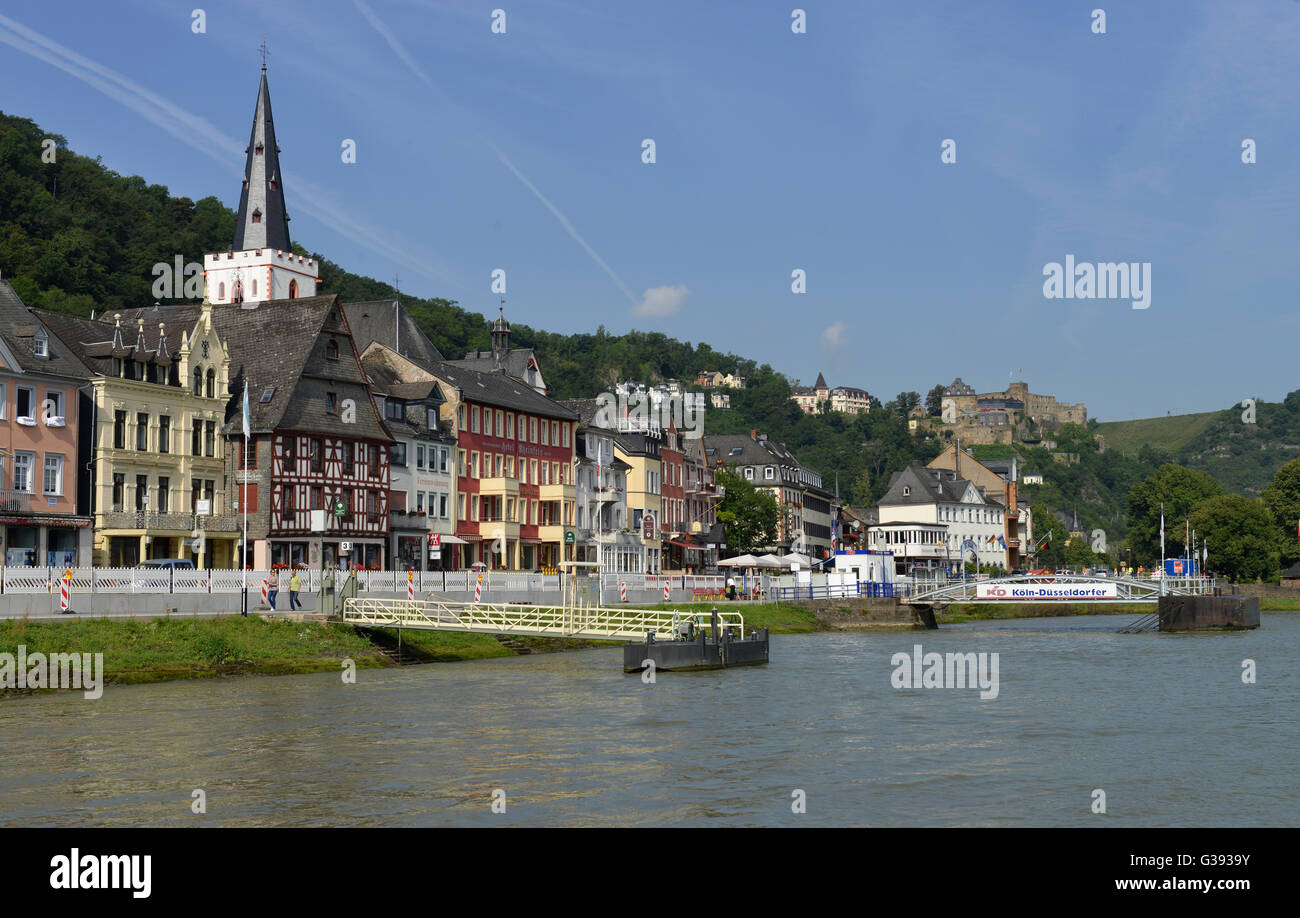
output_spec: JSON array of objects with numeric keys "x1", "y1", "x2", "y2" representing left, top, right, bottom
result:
[{"x1": 623, "y1": 608, "x2": 770, "y2": 673}]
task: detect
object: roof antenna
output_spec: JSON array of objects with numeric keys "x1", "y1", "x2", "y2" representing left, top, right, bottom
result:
[{"x1": 393, "y1": 273, "x2": 401, "y2": 354}]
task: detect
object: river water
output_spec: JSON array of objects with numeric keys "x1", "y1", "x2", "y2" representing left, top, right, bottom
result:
[{"x1": 2, "y1": 614, "x2": 1296, "y2": 827}]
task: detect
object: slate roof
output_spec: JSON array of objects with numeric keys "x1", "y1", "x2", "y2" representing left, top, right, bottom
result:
[
  {"x1": 360, "y1": 349, "x2": 454, "y2": 445},
  {"x1": 233, "y1": 68, "x2": 292, "y2": 252},
  {"x1": 879, "y1": 461, "x2": 983, "y2": 506},
  {"x1": 1282, "y1": 561, "x2": 1300, "y2": 580},
  {"x1": 452, "y1": 348, "x2": 540, "y2": 385},
  {"x1": 120, "y1": 296, "x2": 391, "y2": 442},
  {"x1": 0, "y1": 280, "x2": 95, "y2": 380},
  {"x1": 36, "y1": 308, "x2": 187, "y2": 380},
  {"x1": 814, "y1": 372, "x2": 828, "y2": 389},
  {"x1": 702, "y1": 433, "x2": 800, "y2": 469},
  {"x1": 342, "y1": 299, "x2": 445, "y2": 365},
  {"x1": 426, "y1": 360, "x2": 576, "y2": 420}
]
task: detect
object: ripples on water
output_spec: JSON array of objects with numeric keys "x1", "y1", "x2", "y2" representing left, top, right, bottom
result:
[{"x1": 1, "y1": 615, "x2": 1295, "y2": 827}]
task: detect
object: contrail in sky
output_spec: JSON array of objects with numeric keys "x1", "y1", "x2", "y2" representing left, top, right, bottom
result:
[
  {"x1": 0, "y1": 12, "x2": 457, "y2": 288},
  {"x1": 352, "y1": 0, "x2": 640, "y2": 305}
]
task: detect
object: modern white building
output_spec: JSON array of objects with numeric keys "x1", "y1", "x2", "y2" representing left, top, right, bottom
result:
[{"x1": 875, "y1": 461, "x2": 1010, "y2": 574}]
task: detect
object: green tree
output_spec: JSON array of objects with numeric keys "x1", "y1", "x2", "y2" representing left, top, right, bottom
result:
[
  {"x1": 924, "y1": 384, "x2": 946, "y2": 416},
  {"x1": 1261, "y1": 458, "x2": 1300, "y2": 569},
  {"x1": 715, "y1": 469, "x2": 778, "y2": 555},
  {"x1": 1126, "y1": 465, "x2": 1223, "y2": 564},
  {"x1": 1189, "y1": 495, "x2": 1277, "y2": 582},
  {"x1": 1030, "y1": 506, "x2": 1070, "y2": 569}
]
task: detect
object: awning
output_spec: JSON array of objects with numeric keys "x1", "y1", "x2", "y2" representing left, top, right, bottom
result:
[
  {"x1": 436, "y1": 534, "x2": 470, "y2": 545},
  {"x1": 664, "y1": 539, "x2": 703, "y2": 551},
  {"x1": 1, "y1": 516, "x2": 93, "y2": 528}
]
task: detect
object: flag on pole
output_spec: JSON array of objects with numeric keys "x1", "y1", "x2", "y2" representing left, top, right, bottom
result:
[
  {"x1": 1160, "y1": 504, "x2": 1165, "y2": 555},
  {"x1": 242, "y1": 380, "x2": 251, "y2": 438}
]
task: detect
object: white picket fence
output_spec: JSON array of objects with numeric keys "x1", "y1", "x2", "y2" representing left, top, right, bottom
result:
[{"x1": 0, "y1": 566, "x2": 696, "y2": 596}]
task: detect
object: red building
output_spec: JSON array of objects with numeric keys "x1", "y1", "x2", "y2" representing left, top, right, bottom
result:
[{"x1": 428, "y1": 362, "x2": 578, "y2": 571}]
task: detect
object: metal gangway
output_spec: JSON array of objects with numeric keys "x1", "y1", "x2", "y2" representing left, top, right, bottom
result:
[
  {"x1": 341, "y1": 596, "x2": 745, "y2": 641},
  {"x1": 907, "y1": 573, "x2": 1216, "y2": 605},
  {"x1": 1117, "y1": 612, "x2": 1161, "y2": 633}
]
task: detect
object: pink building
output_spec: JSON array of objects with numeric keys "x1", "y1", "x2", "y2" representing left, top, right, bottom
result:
[{"x1": 0, "y1": 279, "x2": 94, "y2": 566}]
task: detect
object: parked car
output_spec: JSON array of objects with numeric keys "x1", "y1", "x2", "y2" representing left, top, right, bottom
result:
[{"x1": 137, "y1": 559, "x2": 195, "y2": 570}]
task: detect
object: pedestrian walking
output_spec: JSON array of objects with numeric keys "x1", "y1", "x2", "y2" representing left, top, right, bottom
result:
[
  {"x1": 289, "y1": 569, "x2": 302, "y2": 611},
  {"x1": 267, "y1": 571, "x2": 280, "y2": 610}
]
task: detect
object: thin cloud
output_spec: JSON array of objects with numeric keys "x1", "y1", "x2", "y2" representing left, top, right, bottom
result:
[
  {"x1": 822, "y1": 321, "x2": 849, "y2": 348},
  {"x1": 0, "y1": 12, "x2": 456, "y2": 289},
  {"x1": 633, "y1": 284, "x2": 689, "y2": 318}
]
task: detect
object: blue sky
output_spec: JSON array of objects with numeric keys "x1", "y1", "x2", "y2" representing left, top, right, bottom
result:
[{"x1": 2, "y1": 1, "x2": 1298, "y2": 421}]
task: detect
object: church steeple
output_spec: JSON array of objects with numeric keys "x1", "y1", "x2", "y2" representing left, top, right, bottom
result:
[
  {"x1": 206, "y1": 58, "x2": 319, "y2": 308},
  {"x1": 491, "y1": 304, "x2": 512, "y2": 360},
  {"x1": 233, "y1": 64, "x2": 291, "y2": 252}
]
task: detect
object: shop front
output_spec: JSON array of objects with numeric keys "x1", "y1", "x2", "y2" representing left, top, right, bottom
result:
[{"x1": 2, "y1": 516, "x2": 93, "y2": 567}]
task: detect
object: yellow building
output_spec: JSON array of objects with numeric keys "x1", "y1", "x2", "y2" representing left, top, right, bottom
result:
[
  {"x1": 44, "y1": 306, "x2": 239, "y2": 568},
  {"x1": 613, "y1": 428, "x2": 663, "y2": 574}
]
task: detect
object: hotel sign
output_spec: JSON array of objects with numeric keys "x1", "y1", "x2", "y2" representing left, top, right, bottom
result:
[{"x1": 642, "y1": 514, "x2": 655, "y2": 540}]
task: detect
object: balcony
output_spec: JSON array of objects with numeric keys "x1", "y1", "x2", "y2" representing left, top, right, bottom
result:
[
  {"x1": 390, "y1": 509, "x2": 432, "y2": 529},
  {"x1": 538, "y1": 482, "x2": 575, "y2": 502},
  {"x1": 101, "y1": 511, "x2": 241, "y2": 532},
  {"x1": 478, "y1": 476, "x2": 520, "y2": 498},
  {"x1": 0, "y1": 489, "x2": 33, "y2": 513}
]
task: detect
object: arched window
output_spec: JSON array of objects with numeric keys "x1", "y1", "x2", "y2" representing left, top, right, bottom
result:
[
  {"x1": 193, "y1": 366, "x2": 203, "y2": 396},
  {"x1": 218, "y1": 282, "x2": 225, "y2": 300},
  {"x1": 288, "y1": 279, "x2": 298, "y2": 299},
  {"x1": 233, "y1": 281, "x2": 242, "y2": 303},
  {"x1": 205, "y1": 368, "x2": 215, "y2": 399}
]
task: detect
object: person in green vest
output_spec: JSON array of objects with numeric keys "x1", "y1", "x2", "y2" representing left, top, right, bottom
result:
[{"x1": 289, "y1": 570, "x2": 302, "y2": 610}]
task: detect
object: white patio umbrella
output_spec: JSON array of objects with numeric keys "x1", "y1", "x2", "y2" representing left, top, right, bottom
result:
[{"x1": 717, "y1": 554, "x2": 759, "y2": 567}]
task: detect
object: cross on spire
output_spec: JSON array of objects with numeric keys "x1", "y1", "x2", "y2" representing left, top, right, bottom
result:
[{"x1": 258, "y1": 37, "x2": 270, "y2": 71}]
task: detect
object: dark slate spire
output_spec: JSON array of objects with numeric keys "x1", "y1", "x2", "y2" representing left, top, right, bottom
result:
[
  {"x1": 814, "y1": 371, "x2": 828, "y2": 390},
  {"x1": 233, "y1": 65, "x2": 291, "y2": 252}
]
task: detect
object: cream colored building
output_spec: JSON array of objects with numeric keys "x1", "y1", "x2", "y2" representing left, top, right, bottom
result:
[{"x1": 44, "y1": 306, "x2": 238, "y2": 567}]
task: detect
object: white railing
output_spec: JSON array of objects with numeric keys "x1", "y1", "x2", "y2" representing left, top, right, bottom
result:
[
  {"x1": 342, "y1": 597, "x2": 745, "y2": 641},
  {"x1": 0, "y1": 566, "x2": 720, "y2": 597}
]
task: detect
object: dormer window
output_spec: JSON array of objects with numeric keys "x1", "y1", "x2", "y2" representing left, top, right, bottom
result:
[
  {"x1": 251, "y1": 209, "x2": 262, "y2": 224},
  {"x1": 326, "y1": 339, "x2": 339, "y2": 360},
  {"x1": 255, "y1": 142, "x2": 264, "y2": 155},
  {"x1": 902, "y1": 486, "x2": 911, "y2": 496},
  {"x1": 33, "y1": 328, "x2": 48, "y2": 358}
]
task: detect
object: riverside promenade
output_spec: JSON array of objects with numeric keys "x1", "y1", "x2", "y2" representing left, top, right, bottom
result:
[{"x1": 0, "y1": 567, "x2": 738, "y2": 620}]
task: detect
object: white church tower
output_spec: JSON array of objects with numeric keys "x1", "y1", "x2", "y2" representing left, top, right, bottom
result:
[{"x1": 204, "y1": 62, "x2": 319, "y2": 307}]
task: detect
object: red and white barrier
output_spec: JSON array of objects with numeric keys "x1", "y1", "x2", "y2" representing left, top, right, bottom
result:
[
  {"x1": 663, "y1": 580, "x2": 670, "y2": 601},
  {"x1": 620, "y1": 581, "x2": 628, "y2": 602},
  {"x1": 407, "y1": 570, "x2": 415, "y2": 602},
  {"x1": 60, "y1": 569, "x2": 70, "y2": 612},
  {"x1": 261, "y1": 577, "x2": 269, "y2": 606},
  {"x1": 474, "y1": 572, "x2": 483, "y2": 603}
]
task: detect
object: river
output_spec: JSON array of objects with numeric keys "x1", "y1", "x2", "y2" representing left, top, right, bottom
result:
[{"x1": 2, "y1": 614, "x2": 1296, "y2": 826}]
